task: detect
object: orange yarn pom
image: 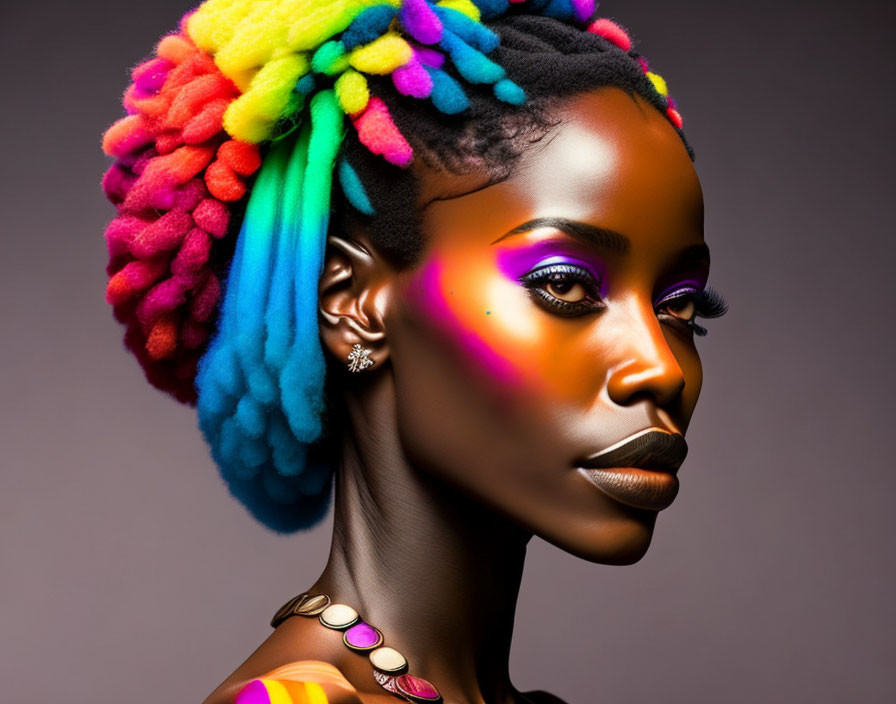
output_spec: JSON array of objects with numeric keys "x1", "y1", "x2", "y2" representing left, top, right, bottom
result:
[
  {"x1": 146, "y1": 316, "x2": 178, "y2": 360},
  {"x1": 218, "y1": 140, "x2": 262, "y2": 175},
  {"x1": 205, "y1": 159, "x2": 249, "y2": 201},
  {"x1": 182, "y1": 100, "x2": 229, "y2": 144},
  {"x1": 102, "y1": 26, "x2": 263, "y2": 403}
]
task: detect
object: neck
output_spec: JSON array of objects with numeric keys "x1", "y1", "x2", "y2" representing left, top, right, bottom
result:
[{"x1": 311, "y1": 371, "x2": 531, "y2": 704}]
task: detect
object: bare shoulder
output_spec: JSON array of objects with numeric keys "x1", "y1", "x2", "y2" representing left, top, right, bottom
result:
[{"x1": 202, "y1": 617, "x2": 360, "y2": 704}]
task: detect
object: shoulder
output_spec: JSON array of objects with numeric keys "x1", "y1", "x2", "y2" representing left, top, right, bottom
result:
[
  {"x1": 204, "y1": 660, "x2": 364, "y2": 704},
  {"x1": 203, "y1": 615, "x2": 366, "y2": 704}
]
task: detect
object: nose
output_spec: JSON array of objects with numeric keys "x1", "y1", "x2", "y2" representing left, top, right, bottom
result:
[{"x1": 606, "y1": 306, "x2": 687, "y2": 408}]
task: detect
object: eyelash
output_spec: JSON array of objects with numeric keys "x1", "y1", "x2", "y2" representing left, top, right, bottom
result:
[
  {"x1": 655, "y1": 286, "x2": 728, "y2": 336},
  {"x1": 519, "y1": 264, "x2": 729, "y2": 335}
]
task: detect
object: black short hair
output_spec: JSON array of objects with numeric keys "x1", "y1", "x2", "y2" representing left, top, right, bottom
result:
[{"x1": 337, "y1": 14, "x2": 691, "y2": 267}]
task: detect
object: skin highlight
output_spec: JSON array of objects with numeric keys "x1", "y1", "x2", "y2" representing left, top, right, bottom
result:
[{"x1": 205, "y1": 87, "x2": 710, "y2": 704}]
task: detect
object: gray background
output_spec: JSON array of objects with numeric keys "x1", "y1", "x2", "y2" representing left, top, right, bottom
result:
[{"x1": 1, "y1": 1, "x2": 893, "y2": 702}]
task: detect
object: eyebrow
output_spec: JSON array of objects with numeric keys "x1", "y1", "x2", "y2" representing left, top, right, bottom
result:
[{"x1": 491, "y1": 217, "x2": 631, "y2": 254}]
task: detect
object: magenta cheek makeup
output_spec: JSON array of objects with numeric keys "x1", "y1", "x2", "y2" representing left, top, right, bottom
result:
[{"x1": 405, "y1": 258, "x2": 523, "y2": 386}]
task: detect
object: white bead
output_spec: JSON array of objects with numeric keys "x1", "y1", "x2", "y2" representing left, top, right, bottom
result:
[
  {"x1": 369, "y1": 646, "x2": 408, "y2": 673},
  {"x1": 320, "y1": 603, "x2": 359, "y2": 629}
]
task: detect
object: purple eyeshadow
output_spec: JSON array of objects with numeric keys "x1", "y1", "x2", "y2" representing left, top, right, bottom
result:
[
  {"x1": 496, "y1": 240, "x2": 608, "y2": 297},
  {"x1": 655, "y1": 278, "x2": 705, "y2": 304}
]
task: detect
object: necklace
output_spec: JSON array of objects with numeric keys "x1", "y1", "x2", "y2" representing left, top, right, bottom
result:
[{"x1": 272, "y1": 592, "x2": 442, "y2": 703}]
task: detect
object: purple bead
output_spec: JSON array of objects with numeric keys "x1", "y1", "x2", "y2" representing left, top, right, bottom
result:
[
  {"x1": 396, "y1": 674, "x2": 441, "y2": 702},
  {"x1": 344, "y1": 621, "x2": 383, "y2": 650}
]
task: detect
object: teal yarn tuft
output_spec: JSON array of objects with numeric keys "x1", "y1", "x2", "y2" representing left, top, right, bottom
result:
[
  {"x1": 471, "y1": 0, "x2": 511, "y2": 20},
  {"x1": 434, "y1": 6, "x2": 500, "y2": 53},
  {"x1": 439, "y1": 29, "x2": 506, "y2": 85},
  {"x1": 338, "y1": 159, "x2": 376, "y2": 215},
  {"x1": 425, "y1": 65, "x2": 471, "y2": 113},
  {"x1": 493, "y1": 77, "x2": 526, "y2": 105},
  {"x1": 542, "y1": 0, "x2": 576, "y2": 21},
  {"x1": 342, "y1": 5, "x2": 398, "y2": 50}
]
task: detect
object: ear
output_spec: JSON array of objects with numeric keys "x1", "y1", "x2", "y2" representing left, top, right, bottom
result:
[{"x1": 318, "y1": 234, "x2": 393, "y2": 371}]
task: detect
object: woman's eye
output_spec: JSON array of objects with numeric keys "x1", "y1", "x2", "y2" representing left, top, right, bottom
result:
[
  {"x1": 519, "y1": 263, "x2": 603, "y2": 317},
  {"x1": 660, "y1": 296, "x2": 696, "y2": 322},
  {"x1": 545, "y1": 277, "x2": 588, "y2": 303},
  {"x1": 656, "y1": 286, "x2": 728, "y2": 337}
]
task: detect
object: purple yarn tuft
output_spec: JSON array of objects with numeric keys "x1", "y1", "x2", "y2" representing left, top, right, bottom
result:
[
  {"x1": 571, "y1": 0, "x2": 596, "y2": 24},
  {"x1": 133, "y1": 58, "x2": 174, "y2": 96},
  {"x1": 393, "y1": 56, "x2": 435, "y2": 98},
  {"x1": 400, "y1": 0, "x2": 443, "y2": 45},
  {"x1": 414, "y1": 45, "x2": 446, "y2": 69}
]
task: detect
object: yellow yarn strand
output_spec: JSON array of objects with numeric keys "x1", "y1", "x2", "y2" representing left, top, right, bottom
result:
[
  {"x1": 224, "y1": 53, "x2": 310, "y2": 142},
  {"x1": 187, "y1": 0, "x2": 256, "y2": 55},
  {"x1": 646, "y1": 71, "x2": 669, "y2": 97},
  {"x1": 335, "y1": 69, "x2": 370, "y2": 114},
  {"x1": 436, "y1": 0, "x2": 481, "y2": 22},
  {"x1": 284, "y1": 0, "x2": 385, "y2": 50},
  {"x1": 348, "y1": 33, "x2": 413, "y2": 74},
  {"x1": 216, "y1": 1, "x2": 289, "y2": 75},
  {"x1": 186, "y1": 0, "x2": 401, "y2": 141}
]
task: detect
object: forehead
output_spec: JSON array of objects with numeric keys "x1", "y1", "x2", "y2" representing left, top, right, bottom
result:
[{"x1": 417, "y1": 87, "x2": 704, "y2": 254}]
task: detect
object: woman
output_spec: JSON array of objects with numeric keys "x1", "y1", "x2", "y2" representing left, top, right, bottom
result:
[{"x1": 101, "y1": 1, "x2": 726, "y2": 702}]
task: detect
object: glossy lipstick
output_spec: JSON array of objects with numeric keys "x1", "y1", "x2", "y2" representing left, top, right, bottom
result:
[{"x1": 577, "y1": 428, "x2": 688, "y2": 511}]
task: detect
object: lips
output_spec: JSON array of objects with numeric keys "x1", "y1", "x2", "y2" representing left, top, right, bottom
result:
[{"x1": 577, "y1": 428, "x2": 688, "y2": 511}]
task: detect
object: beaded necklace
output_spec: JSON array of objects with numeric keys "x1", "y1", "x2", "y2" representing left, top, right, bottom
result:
[{"x1": 272, "y1": 592, "x2": 442, "y2": 703}]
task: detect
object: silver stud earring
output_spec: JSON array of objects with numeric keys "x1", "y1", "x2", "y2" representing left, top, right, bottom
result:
[{"x1": 347, "y1": 344, "x2": 375, "y2": 373}]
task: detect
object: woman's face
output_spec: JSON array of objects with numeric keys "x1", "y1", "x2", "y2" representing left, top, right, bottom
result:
[{"x1": 384, "y1": 88, "x2": 710, "y2": 563}]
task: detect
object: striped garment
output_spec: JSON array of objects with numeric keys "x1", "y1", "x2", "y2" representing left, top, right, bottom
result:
[{"x1": 233, "y1": 661, "x2": 363, "y2": 704}]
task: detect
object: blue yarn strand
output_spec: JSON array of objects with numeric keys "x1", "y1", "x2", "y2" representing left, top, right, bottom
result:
[{"x1": 195, "y1": 95, "x2": 344, "y2": 533}]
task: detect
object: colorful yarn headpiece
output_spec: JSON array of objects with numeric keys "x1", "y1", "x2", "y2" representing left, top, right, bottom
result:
[{"x1": 101, "y1": 0, "x2": 685, "y2": 530}]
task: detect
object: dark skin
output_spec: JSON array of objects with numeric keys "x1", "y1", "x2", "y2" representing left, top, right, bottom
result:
[{"x1": 204, "y1": 88, "x2": 709, "y2": 704}]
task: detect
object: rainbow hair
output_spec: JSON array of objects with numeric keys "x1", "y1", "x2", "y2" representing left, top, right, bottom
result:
[{"x1": 101, "y1": 0, "x2": 686, "y2": 531}]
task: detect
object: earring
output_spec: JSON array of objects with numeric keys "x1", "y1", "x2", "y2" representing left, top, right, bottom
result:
[{"x1": 347, "y1": 343, "x2": 375, "y2": 373}]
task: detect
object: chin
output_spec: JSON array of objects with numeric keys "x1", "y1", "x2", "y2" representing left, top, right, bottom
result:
[{"x1": 548, "y1": 509, "x2": 659, "y2": 565}]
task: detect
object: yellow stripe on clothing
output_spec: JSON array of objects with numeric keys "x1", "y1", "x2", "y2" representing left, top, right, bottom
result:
[
  {"x1": 304, "y1": 682, "x2": 330, "y2": 704},
  {"x1": 261, "y1": 679, "x2": 303, "y2": 704},
  {"x1": 235, "y1": 661, "x2": 363, "y2": 703}
]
